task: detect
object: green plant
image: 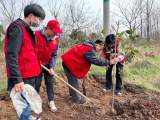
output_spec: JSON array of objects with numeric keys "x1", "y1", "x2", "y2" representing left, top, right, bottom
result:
[
  {"x1": 125, "y1": 47, "x2": 139, "y2": 63},
  {"x1": 125, "y1": 29, "x2": 139, "y2": 41}
]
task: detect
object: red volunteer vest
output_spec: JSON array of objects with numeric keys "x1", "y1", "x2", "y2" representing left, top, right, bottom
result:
[
  {"x1": 4, "y1": 22, "x2": 41, "y2": 79},
  {"x1": 35, "y1": 31, "x2": 60, "y2": 65},
  {"x1": 61, "y1": 43, "x2": 94, "y2": 79}
]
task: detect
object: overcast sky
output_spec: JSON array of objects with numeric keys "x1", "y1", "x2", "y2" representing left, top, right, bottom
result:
[
  {"x1": 0, "y1": 0, "x2": 123, "y2": 32},
  {"x1": 31, "y1": 0, "x2": 117, "y2": 24}
]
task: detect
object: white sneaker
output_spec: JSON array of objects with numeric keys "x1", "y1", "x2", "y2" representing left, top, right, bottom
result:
[
  {"x1": 49, "y1": 101, "x2": 57, "y2": 112},
  {"x1": 102, "y1": 88, "x2": 111, "y2": 93},
  {"x1": 30, "y1": 115, "x2": 41, "y2": 120},
  {"x1": 116, "y1": 91, "x2": 122, "y2": 96}
]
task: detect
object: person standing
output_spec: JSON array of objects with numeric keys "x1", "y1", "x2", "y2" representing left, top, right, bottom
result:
[
  {"x1": 35, "y1": 20, "x2": 62, "y2": 112},
  {"x1": 4, "y1": 4, "x2": 45, "y2": 119},
  {"x1": 103, "y1": 34, "x2": 126, "y2": 96}
]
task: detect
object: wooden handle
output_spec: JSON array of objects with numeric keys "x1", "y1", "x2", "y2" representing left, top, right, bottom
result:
[{"x1": 41, "y1": 65, "x2": 92, "y2": 102}]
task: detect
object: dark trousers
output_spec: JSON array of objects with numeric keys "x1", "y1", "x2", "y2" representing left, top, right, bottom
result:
[
  {"x1": 23, "y1": 77, "x2": 36, "y2": 87},
  {"x1": 35, "y1": 65, "x2": 54, "y2": 101},
  {"x1": 62, "y1": 62, "x2": 81, "y2": 102},
  {"x1": 8, "y1": 77, "x2": 37, "y2": 92},
  {"x1": 106, "y1": 62, "x2": 123, "y2": 91}
]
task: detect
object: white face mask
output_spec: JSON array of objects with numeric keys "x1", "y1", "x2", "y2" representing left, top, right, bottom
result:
[
  {"x1": 30, "y1": 26, "x2": 41, "y2": 31},
  {"x1": 30, "y1": 15, "x2": 41, "y2": 31}
]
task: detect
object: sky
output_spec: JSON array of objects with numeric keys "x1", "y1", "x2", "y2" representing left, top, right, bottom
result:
[
  {"x1": 25, "y1": 0, "x2": 114, "y2": 23},
  {"x1": 0, "y1": 0, "x2": 121, "y2": 32}
]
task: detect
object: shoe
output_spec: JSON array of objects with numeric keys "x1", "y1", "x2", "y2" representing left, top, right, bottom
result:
[
  {"x1": 102, "y1": 88, "x2": 112, "y2": 93},
  {"x1": 116, "y1": 91, "x2": 122, "y2": 96},
  {"x1": 49, "y1": 101, "x2": 57, "y2": 112},
  {"x1": 73, "y1": 97, "x2": 86, "y2": 104},
  {"x1": 30, "y1": 115, "x2": 41, "y2": 120}
]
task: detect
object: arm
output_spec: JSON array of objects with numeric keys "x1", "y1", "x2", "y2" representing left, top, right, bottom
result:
[
  {"x1": 49, "y1": 42, "x2": 60, "y2": 69},
  {"x1": 6, "y1": 23, "x2": 23, "y2": 84},
  {"x1": 84, "y1": 50, "x2": 109, "y2": 66}
]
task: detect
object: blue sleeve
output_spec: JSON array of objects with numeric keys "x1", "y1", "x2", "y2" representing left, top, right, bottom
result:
[
  {"x1": 49, "y1": 42, "x2": 60, "y2": 68},
  {"x1": 84, "y1": 50, "x2": 109, "y2": 66}
]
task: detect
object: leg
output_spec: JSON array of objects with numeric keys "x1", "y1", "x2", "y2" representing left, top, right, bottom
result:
[
  {"x1": 18, "y1": 77, "x2": 37, "y2": 120},
  {"x1": 43, "y1": 65, "x2": 57, "y2": 112},
  {"x1": 106, "y1": 65, "x2": 113, "y2": 90},
  {"x1": 23, "y1": 77, "x2": 37, "y2": 88},
  {"x1": 115, "y1": 62, "x2": 123, "y2": 92},
  {"x1": 44, "y1": 66, "x2": 54, "y2": 101},
  {"x1": 35, "y1": 72, "x2": 43, "y2": 93},
  {"x1": 62, "y1": 62, "x2": 81, "y2": 103},
  {"x1": 19, "y1": 98, "x2": 31, "y2": 120}
]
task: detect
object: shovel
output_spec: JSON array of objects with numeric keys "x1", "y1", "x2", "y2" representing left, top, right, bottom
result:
[
  {"x1": 41, "y1": 65, "x2": 92, "y2": 103},
  {"x1": 111, "y1": 39, "x2": 118, "y2": 114}
]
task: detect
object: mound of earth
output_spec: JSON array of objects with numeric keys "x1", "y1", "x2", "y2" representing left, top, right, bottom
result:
[{"x1": 0, "y1": 75, "x2": 160, "y2": 120}]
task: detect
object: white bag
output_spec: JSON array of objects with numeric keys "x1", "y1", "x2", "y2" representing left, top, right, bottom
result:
[{"x1": 10, "y1": 84, "x2": 42, "y2": 120}]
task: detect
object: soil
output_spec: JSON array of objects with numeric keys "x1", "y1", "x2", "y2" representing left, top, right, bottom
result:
[{"x1": 0, "y1": 74, "x2": 160, "y2": 120}]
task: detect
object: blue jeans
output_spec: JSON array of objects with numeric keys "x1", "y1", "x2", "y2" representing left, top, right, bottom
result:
[
  {"x1": 18, "y1": 77, "x2": 37, "y2": 120},
  {"x1": 106, "y1": 62, "x2": 123, "y2": 91},
  {"x1": 62, "y1": 62, "x2": 81, "y2": 102},
  {"x1": 35, "y1": 65, "x2": 54, "y2": 101}
]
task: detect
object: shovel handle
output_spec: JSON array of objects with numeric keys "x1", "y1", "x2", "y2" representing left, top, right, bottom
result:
[{"x1": 41, "y1": 65, "x2": 92, "y2": 103}]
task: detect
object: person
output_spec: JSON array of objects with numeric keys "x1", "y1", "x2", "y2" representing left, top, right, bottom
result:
[
  {"x1": 103, "y1": 34, "x2": 126, "y2": 96},
  {"x1": 35, "y1": 20, "x2": 62, "y2": 112},
  {"x1": 4, "y1": 4, "x2": 45, "y2": 119},
  {"x1": 61, "y1": 39, "x2": 118, "y2": 104}
]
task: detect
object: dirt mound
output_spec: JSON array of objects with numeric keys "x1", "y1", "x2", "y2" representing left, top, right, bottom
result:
[
  {"x1": 111, "y1": 94, "x2": 160, "y2": 120},
  {"x1": 0, "y1": 75, "x2": 160, "y2": 120}
]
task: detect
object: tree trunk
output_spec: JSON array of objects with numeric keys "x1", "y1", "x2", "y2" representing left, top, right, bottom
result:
[{"x1": 146, "y1": 0, "x2": 150, "y2": 41}]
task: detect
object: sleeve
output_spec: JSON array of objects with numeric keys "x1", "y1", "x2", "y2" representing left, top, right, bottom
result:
[
  {"x1": 6, "y1": 23, "x2": 23, "y2": 84},
  {"x1": 49, "y1": 42, "x2": 60, "y2": 68},
  {"x1": 84, "y1": 50, "x2": 109, "y2": 66}
]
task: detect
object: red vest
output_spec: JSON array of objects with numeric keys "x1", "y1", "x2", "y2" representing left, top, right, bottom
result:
[
  {"x1": 61, "y1": 43, "x2": 94, "y2": 79},
  {"x1": 4, "y1": 22, "x2": 41, "y2": 79},
  {"x1": 35, "y1": 31, "x2": 60, "y2": 65}
]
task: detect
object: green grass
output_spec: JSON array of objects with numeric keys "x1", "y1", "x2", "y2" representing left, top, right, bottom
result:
[
  {"x1": 1, "y1": 40, "x2": 160, "y2": 94},
  {"x1": 0, "y1": 51, "x2": 7, "y2": 94},
  {"x1": 88, "y1": 65, "x2": 106, "y2": 76},
  {"x1": 125, "y1": 55, "x2": 160, "y2": 92}
]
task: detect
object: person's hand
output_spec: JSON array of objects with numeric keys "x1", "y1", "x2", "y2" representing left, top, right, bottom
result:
[
  {"x1": 49, "y1": 68, "x2": 55, "y2": 75},
  {"x1": 110, "y1": 57, "x2": 119, "y2": 65},
  {"x1": 118, "y1": 55, "x2": 125, "y2": 62},
  {"x1": 14, "y1": 82, "x2": 24, "y2": 93}
]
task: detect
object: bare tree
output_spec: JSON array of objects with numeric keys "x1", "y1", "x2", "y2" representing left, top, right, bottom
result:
[
  {"x1": 62, "y1": 0, "x2": 96, "y2": 34},
  {"x1": 113, "y1": 0, "x2": 145, "y2": 34},
  {"x1": 149, "y1": 3, "x2": 160, "y2": 40},
  {"x1": 0, "y1": 0, "x2": 26, "y2": 23},
  {"x1": 0, "y1": 0, "x2": 38, "y2": 27},
  {"x1": 47, "y1": 0, "x2": 64, "y2": 20},
  {"x1": 146, "y1": 0, "x2": 155, "y2": 41}
]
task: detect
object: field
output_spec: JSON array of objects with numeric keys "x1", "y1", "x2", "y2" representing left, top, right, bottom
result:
[{"x1": 0, "y1": 40, "x2": 160, "y2": 119}]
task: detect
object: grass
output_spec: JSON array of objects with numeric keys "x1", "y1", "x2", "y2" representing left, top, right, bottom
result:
[
  {"x1": 0, "y1": 40, "x2": 160, "y2": 94},
  {"x1": 0, "y1": 51, "x2": 7, "y2": 94},
  {"x1": 124, "y1": 42, "x2": 160, "y2": 92}
]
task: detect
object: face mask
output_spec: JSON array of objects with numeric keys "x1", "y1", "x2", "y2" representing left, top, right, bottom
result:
[
  {"x1": 47, "y1": 36, "x2": 52, "y2": 41},
  {"x1": 30, "y1": 21, "x2": 39, "y2": 27}
]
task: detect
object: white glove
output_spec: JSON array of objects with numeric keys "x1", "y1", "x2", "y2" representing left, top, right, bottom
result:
[{"x1": 118, "y1": 55, "x2": 125, "y2": 62}]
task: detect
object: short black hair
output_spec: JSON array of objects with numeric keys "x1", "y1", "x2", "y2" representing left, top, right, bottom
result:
[
  {"x1": 24, "y1": 4, "x2": 45, "y2": 20},
  {"x1": 94, "y1": 39, "x2": 103, "y2": 45},
  {"x1": 105, "y1": 34, "x2": 116, "y2": 45}
]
